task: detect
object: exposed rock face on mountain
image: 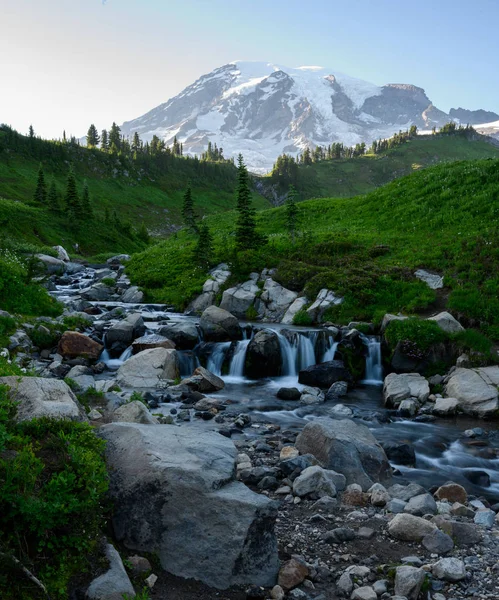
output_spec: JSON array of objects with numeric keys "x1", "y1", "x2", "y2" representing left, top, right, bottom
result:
[
  {"x1": 449, "y1": 107, "x2": 499, "y2": 125},
  {"x1": 120, "y1": 61, "x2": 495, "y2": 172}
]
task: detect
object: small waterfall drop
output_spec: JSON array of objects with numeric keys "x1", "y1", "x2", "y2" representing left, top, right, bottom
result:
[
  {"x1": 178, "y1": 351, "x2": 200, "y2": 377},
  {"x1": 322, "y1": 338, "x2": 339, "y2": 362},
  {"x1": 228, "y1": 339, "x2": 251, "y2": 378},
  {"x1": 206, "y1": 342, "x2": 231, "y2": 376},
  {"x1": 297, "y1": 333, "x2": 316, "y2": 371},
  {"x1": 361, "y1": 335, "x2": 383, "y2": 385},
  {"x1": 274, "y1": 331, "x2": 297, "y2": 377},
  {"x1": 101, "y1": 345, "x2": 133, "y2": 371}
]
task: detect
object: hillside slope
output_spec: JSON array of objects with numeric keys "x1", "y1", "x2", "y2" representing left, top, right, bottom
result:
[{"x1": 128, "y1": 158, "x2": 499, "y2": 339}]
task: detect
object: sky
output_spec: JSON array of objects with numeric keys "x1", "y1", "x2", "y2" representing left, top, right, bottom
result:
[{"x1": 1, "y1": 0, "x2": 498, "y2": 139}]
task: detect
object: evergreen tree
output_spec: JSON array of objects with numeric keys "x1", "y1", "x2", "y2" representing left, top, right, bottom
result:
[
  {"x1": 33, "y1": 163, "x2": 47, "y2": 204},
  {"x1": 235, "y1": 154, "x2": 259, "y2": 251},
  {"x1": 137, "y1": 222, "x2": 150, "y2": 244},
  {"x1": 193, "y1": 222, "x2": 213, "y2": 269},
  {"x1": 81, "y1": 180, "x2": 93, "y2": 219},
  {"x1": 132, "y1": 131, "x2": 141, "y2": 154},
  {"x1": 109, "y1": 122, "x2": 121, "y2": 152},
  {"x1": 47, "y1": 179, "x2": 59, "y2": 212},
  {"x1": 285, "y1": 185, "x2": 300, "y2": 243},
  {"x1": 29, "y1": 125, "x2": 35, "y2": 138},
  {"x1": 181, "y1": 185, "x2": 197, "y2": 232},
  {"x1": 101, "y1": 129, "x2": 109, "y2": 151},
  {"x1": 86, "y1": 124, "x2": 100, "y2": 148},
  {"x1": 64, "y1": 166, "x2": 81, "y2": 218}
]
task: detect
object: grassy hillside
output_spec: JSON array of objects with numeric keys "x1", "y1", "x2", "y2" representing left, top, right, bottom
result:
[
  {"x1": 0, "y1": 127, "x2": 269, "y2": 256},
  {"x1": 264, "y1": 134, "x2": 499, "y2": 201},
  {"x1": 128, "y1": 158, "x2": 499, "y2": 340}
]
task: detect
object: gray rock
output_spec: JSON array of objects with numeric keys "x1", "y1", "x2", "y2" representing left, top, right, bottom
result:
[
  {"x1": 106, "y1": 313, "x2": 146, "y2": 346},
  {"x1": 432, "y1": 557, "x2": 466, "y2": 582},
  {"x1": 158, "y1": 321, "x2": 199, "y2": 349},
  {"x1": 53, "y1": 244, "x2": 70, "y2": 262},
  {"x1": 388, "y1": 483, "x2": 426, "y2": 502},
  {"x1": 369, "y1": 483, "x2": 391, "y2": 507},
  {"x1": 255, "y1": 278, "x2": 298, "y2": 322},
  {"x1": 414, "y1": 269, "x2": 443, "y2": 290},
  {"x1": 325, "y1": 381, "x2": 349, "y2": 400},
  {"x1": 433, "y1": 397, "x2": 459, "y2": 416},
  {"x1": 404, "y1": 493, "x2": 437, "y2": 516},
  {"x1": 394, "y1": 566, "x2": 426, "y2": 600},
  {"x1": 116, "y1": 348, "x2": 179, "y2": 388},
  {"x1": 422, "y1": 529, "x2": 454, "y2": 554},
  {"x1": 388, "y1": 513, "x2": 436, "y2": 541},
  {"x1": 336, "y1": 571, "x2": 353, "y2": 596},
  {"x1": 281, "y1": 297, "x2": 309, "y2": 325},
  {"x1": 292, "y1": 465, "x2": 345, "y2": 498},
  {"x1": 245, "y1": 329, "x2": 282, "y2": 378},
  {"x1": 398, "y1": 399, "x2": 418, "y2": 417},
  {"x1": 0, "y1": 376, "x2": 86, "y2": 422},
  {"x1": 276, "y1": 387, "x2": 302, "y2": 400},
  {"x1": 107, "y1": 254, "x2": 130, "y2": 265},
  {"x1": 373, "y1": 580, "x2": 388, "y2": 595},
  {"x1": 351, "y1": 587, "x2": 377, "y2": 600},
  {"x1": 380, "y1": 313, "x2": 408, "y2": 333},
  {"x1": 86, "y1": 543, "x2": 135, "y2": 599},
  {"x1": 121, "y1": 286, "x2": 144, "y2": 303},
  {"x1": 428, "y1": 311, "x2": 465, "y2": 334},
  {"x1": 295, "y1": 418, "x2": 392, "y2": 490},
  {"x1": 199, "y1": 306, "x2": 242, "y2": 342},
  {"x1": 444, "y1": 367, "x2": 499, "y2": 417},
  {"x1": 99, "y1": 423, "x2": 279, "y2": 589},
  {"x1": 220, "y1": 280, "x2": 260, "y2": 319},
  {"x1": 328, "y1": 403, "x2": 353, "y2": 418},
  {"x1": 474, "y1": 509, "x2": 496, "y2": 528},
  {"x1": 306, "y1": 288, "x2": 342, "y2": 323},
  {"x1": 450, "y1": 521, "x2": 483, "y2": 545},
  {"x1": 112, "y1": 400, "x2": 159, "y2": 424},
  {"x1": 36, "y1": 253, "x2": 66, "y2": 274},
  {"x1": 383, "y1": 373, "x2": 429, "y2": 407},
  {"x1": 386, "y1": 498, "x2": 407, "y2": 513},
  {"x1": 182, "y1": 366, "x2": 225, "y2": 392},
  {"x1": 298, "y1": 360, "x2": 352, "y2": 388}
]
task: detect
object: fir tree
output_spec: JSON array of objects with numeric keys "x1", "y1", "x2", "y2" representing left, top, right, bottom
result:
[
  {"x1": 285, "y1": 185, "x2": 300, "y2": 243},
  {"x1": 33, "y1": 163, "x2": 47, "y2": 204},
  {"x1": 29, "y1": 125, "x2": 35, "y2": 138},
  {"x1": 132, "y1": 131, "x2": 141, "y2": 154},
  {"x1": 235, "y1": 154, "x2": 259, "y2": 251},
  {"x1": 81, "y1": 180, "x2": 93, "y2": 219},
  {"x1": 109, "y1": 122, "x2": 121, "y2": 153},
  {"x1": 47, "y1": 179, "x2": 59, "y2": 212},
  {"x1": 64, "y1": 166, "x2": 81, "y2": 218},
  {"x1": 86, "y1": 124, "x2": 100, "y2": 148},
  {"x1": 101, "y1": 129, "x2": 109, "y2": 151},
  {"x1": 181, "y1": 185, "x2": 197, "y2": 233},
  {"x1": 193, "y1": 222, "x2": 213, "y2": 269},
  {"x1": 137, "y1": 222, "x2": 150, "y2": 244}
]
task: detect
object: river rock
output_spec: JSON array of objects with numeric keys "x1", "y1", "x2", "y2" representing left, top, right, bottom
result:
[
  {"x1": 36, "y1": 253, "x2": 67, "y2": 274},
  {"x1": 255, "y1": 278, "x2": 297, "y2": 322},
  {"x1": 369, "y1": 483, "x2": 391, "y2": 506},
  {"x1": 444, "y1": 367, "x2": 499, "y2": 417},
  {"x1": 245, "y1": 329, "x2": 282, "y2": 378},
  {"x1": 398, "y1": 398, "x2": 418, "y2": 417},
  {"x1": 415, "y1": 269, "x2": 444, "y2": 290},
  {"x1": 199, "y1": 306, "x2": 242, "y2": 341},
  {"x1": 474, "y1": 509, "x2": 496, "y2": 528},
  {"x1": 404, "y1": 493, "x2": 437, "y2": 516},
  {"x1": 351, "y1": 587, "x2": 377, "y2": 600},
  {"x1": 185, "y1": 366, "x2": 225, "y2": 392},
  {"x1": 82, "y1": 282, "x2": 114, "y2": 301},
  {"x1": 298, "y1": 360, "x2": 352, "y2": 388},
  {"x1": 381, "y1": 442, "x2": 416, "y2": 466},
  {"x1": 158, "y1": 321, "x2": 199, "y2": 349},
  {"x1": 99, "y1": 423, "x2": 279, "y2": 589},
  {"x1": 325, "y1": 380, "x2": 349, "y2": 400},
  {"x1": 434, "y1": 483, "x2": 467, "y2": 504},
  {"x1": 292, "y1": 465, "x2": 346, "y2": 498},
  {"x1": 67, "y1": 365, "x2": 95, "y2": 392},
  {"x1": 116, "y1": 348, "x2": 179, "y2": 388},
  {"x1": 306, "y1": 289, "x2": 342, "y2": 323},
  {"x1": 428, "y1": 311, "x2": 465, "y2": 334},
  {"x1": 295, "y1": 418, "x2": 392, "y2": 489},
  {"x1": 395, "y1": 566, "x2": 426, "y2": 600},
  {"x1": 422, "y1": 528, "x2": 454, "y2": 554},
  {"x1": 0, "y1": 376, "x2": 87, "y2": 422},
  {"x1": 276, "y1": 387, "x2": 301, "y2": 400},
  {"x1": 58, "y1": 330, "x2": 103, "y2": 360},
  {"x1": 132, "y1": 334, "x2": 175, "y2": 354},
  {"x1": 433, "y1": 397, "x2": 459, "y2": 416},
  {"x1": 383, "y1": 372, "x2": 430, "y2": 407},
  {"x1": 432, "y1": 557, "x2": 466, "y2": 581},
  {"x1": 107, "y1": 254, "x2": 130, "y2": 266},
  {"x1": 388, "y1": 483, "x2": 426, "y2": 501},
  {"x1": 113, "y1": 400, "x2": 159, "y2": 424},
  {"x1": 86, "y1": 543, "x2": 135, "y2": 599},
  {"x1": 121, "y1": 286, "x2": 144, "y2": 304},
  {"x1": 281, "y1": 297, "x2": 309, "y2": 325},
  {"x1": 220, "y1": 280, "x2": 260, "y2": 319},
  {"x1": 388, "y1": 513, "x2": 436, "y2": 541},
  {"x1": 52, "y1": 244, "x2": 70, "y2": 262},
  {"x1": 106, "y1": 313, "x2": 146, "y2": 347}
]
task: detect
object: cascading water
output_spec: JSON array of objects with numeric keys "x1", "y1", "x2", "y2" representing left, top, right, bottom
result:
[
  {"x1": 206, "y1": 342, "x2": 231, "y2": 376},
  {"x1": 228, "y1": 339, "x2": 251, "y2": 378},
  {"x1": 100, "y1": 345, "x2": 133, "y2": 370},
  {"x1": 274, "y1": 331, "x2": 298, "y2": 377},
  {"x1": 361, "y1": 335, "x2": 383, "y2": 385},
  {"x1": 178, "y1": 351, "x2": 200, "y2": 377},
  {"x1": 321, "y1": 337, "x2": 338, "y2": 362},
  {"x1": 297, "y1": 332, "x2": 317, "y2": 370}
]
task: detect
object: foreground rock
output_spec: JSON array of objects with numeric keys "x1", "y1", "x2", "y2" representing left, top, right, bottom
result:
[
  {"x1": 444, "y1": 367, "x2": 499, "y2": 417},
  {"x1": 182, "y1": 366, "x2": 225, "y2": 393},
  {"x1": 86, "y1": 543, "x2": 135, "y2": 599},
  {"x1": 296, "y1": 418, "x2": 392, "y2": 489},
  {"x1": 199, "y1": 306, "x2": 242, "y2": 341},
  {"x1": 298, "y1": 360, "x2": 351, "y2": 388},
  {"x1": 100, "y1": 423, "x2": 279, "y2": 589},
  {"x1": 0, "y1": 377, "x2": 87, "y2": 422},
  {"x1": 383, "y1": 372, "x2": 430, "y2": 407},
  {"x1": 58, "y1": 331, "x2": 103, "y2": 360},
  {"x1": 245, "y1": 329, "x2": 282, "y2": 378},
  {"x1": 388, "y1": 513, "x2": 436, "y2": 541},
  {"x1": 116, "y1": 348, "x2": 179, "y2": 388},
  {"x1": 112, "y1": 400, "x2": 159, "y2": 424}
]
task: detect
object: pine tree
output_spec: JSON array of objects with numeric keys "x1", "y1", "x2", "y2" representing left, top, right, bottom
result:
[
  {"x1": 285, "y1": 185, "x2": 300, "y2": 243},
  {"x1": 29, "y1": 125, "x2": 35, "y2": 138},
  {"x1": 181, "y1": 185, "x2": 197, "y2": 232},
  {"x1": 109, "y1": 122, "x2": 121, "y2": 152},
  {"x1": 132, "y1": 132, "x2": 141, "y2": 154},
  {"x1": 64, "y1": 166, "x2": 81, "y2": 218},
  {"x1": 193, "y1": 222, "x2": 213, "y2": 269},
  {"x1": 47, "y1": 179, "x2": 59, "y2": 211},
  {"x1": 33, "y1": 163, "x2": 47, "y2": 204},
  {"x1": 81, "y1": 180, "x2": 93, "y2": 219},
  {"x1": 86, "y1": 124, "x2": 100, "y2": 148},
  {"x1": 101, "y1": 129, "x2": 109, "y2": 151},
  {"x1": 235, "y1": 154, "x2": 259, "y2": 251}
]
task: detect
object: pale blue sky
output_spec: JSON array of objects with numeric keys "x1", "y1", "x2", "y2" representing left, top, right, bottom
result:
[{"x1": 1, "y1": 0, "x2": 497, "y2": 139}]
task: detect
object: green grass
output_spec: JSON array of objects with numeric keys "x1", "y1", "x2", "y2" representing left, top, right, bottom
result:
[
  {"x1": 266, "y1": 135, "x2": 499, "y2": 200},
  {"x1": 127, "y1": 158, "x2": 499, "y2": 339}
]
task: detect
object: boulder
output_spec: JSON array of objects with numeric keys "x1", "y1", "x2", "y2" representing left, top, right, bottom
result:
[
  {"x1": 381, "y1": 442, "x2": 416, "y2": 466},
  {"x1": 383, "y1": 372, "x2": 430, "y2": 407},
  {"x1": 53, "y1": 245, "x2": 70, "y2": 262},
  {"x1": 298, "y1": 360, "x2": 352, "y2": 388},
  {"x1": 107, "y1": 254, "x2": 130, "y2": 265},
  {"x1": 199, "y1": 306, "x2": 242, "y2": 342},
  {"x1": 82, "y1": 283, "x2": 114, "y2": 301},
  {"x1": 295, "y1": 418, "x2": 392, "y2": 490},
  {"x1": 276, "y1": 387, "x2": 301, "y2": 400},
  {"x1": 132, "y1": 334, "x2": 175, "y2": 354},
  {"x1": 108, "y1": 313, "x2": 145, "y2": 344},
  {"x1": 414, "y1": 269, "x2": 444, "y2": 290},
  {"x1": 158, "y1": 321, "x2": 199, "y2": 349},
  {"x1": 245, "y1": 329, "x2": 282, "y2": 378},
  {"x1": 404, "y1": 493, "x2": 437, "y2": 516},
  {"x1": 255, "y1": 278, "x2": 297, "y2": 322},
  {"x1": 388, "y1": 513, "x2": 436, "y2": 541},
  {"x1": 186, "y1": 263, "x2": 232, "y2": 312},
  {"x1": 432, "y1": 558, "x2": 466, "y2": 582},
  {"x1": 220, "y1": 280, "x2": 260, "y2": 319},
  {"x1": 58, "y1": 331, "x2": 103, "y2": 360},
  {"x1": 67, "y1": 365, "x2": 95, "y2": 392},
  {"x1": 394, "y1": 566, "x2": 426, "y2": 600},
  {"x1": 183, "y1": 366, "x2": 225, "y2": 393},
  {"x1": 444, "y1": 367, "x2": 499, "y2": 417},
  {"x1": 0, "y1": 377, "x2": 87, "y2": 422},
  {"x1": 306, "y1": 289, "x2": 342, "y2": 323},
  {"x1": 292, "y1": 465, "x2": 345, "y2": 498},
  {"x1": 434, "y1": 483, "x2": 467, "y2": 504},
  {"x1": 116, "y1": 348, "x2": 179, "y2": 388},
  {"x1": 380, "y1": 313, "x2": 408, "y2": 333},
  {"x1": 325, "y1": 381, "x2": 349, "y2": 400},
  {"x1": 388, "y1": 483, "x2": 426, "y2": 502},
  {"x1": 428, "y1": 311, "x2": 465, "y2": 334},
  {"x1": 281, "y1": 297, "x2": 309, "y2": 325},
  {"x1": 278, "y1": 559, "x2": 308, "y2": 591},
  {"x1": 36, "y1": 253, "x2": 66, "y2": 274},
  {"x1": 121, "y1": 286, "x2": 144, "y2": 304},
  {"x1": 398, "y1": 399, "x2": 418, "y2": 417},
  {"x1": 422, "y1": 529, "x2": 454, "y2": 554},
  {"x1": 187, "y1": 292, "x2": 216, "y2": 314},
  {"x1": 433, "y1": 397, "x2": 459, "y2": 416},
  {"x1": 113, "y1": 400, "x2": 159, "y2": 425},
  {"x1": 99, "y1": 423, "x2": 279, "y2": 589},
  {"x1": 86, "y1": 543, "x2": 135, "y2": 599}
]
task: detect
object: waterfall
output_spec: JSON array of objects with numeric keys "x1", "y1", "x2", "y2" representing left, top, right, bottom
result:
[
  {"x1": 101, "y1": 345, "x2": 133, "y2": 371},
  {"x1": 322, "y1": 338, "x2": 339, "y2": 362},
  {"x1": 206, "y1": 342, "x2": 231, "y2": 376},
  {"x1": 297, "y1": 333, "x2": 317, "y2": 370},
  {"x1": 361, "y1": 335, "x2": 383, "y2": 385},
  {"x1": 228, "y1": 339, "x2": 251, "y2": 377},
  {"x1": 178, "y1": 351, "x2": 200, "y2": 377},
  {"x1": 274, "y1": 331, "x2": 297, "y2": 377}
]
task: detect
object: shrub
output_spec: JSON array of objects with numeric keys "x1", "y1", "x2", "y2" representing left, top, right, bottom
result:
[
  {"x1": 293, "y1": 309, "x2": 313, "y2": 326},
  {"x1": 62, "y1": 315, "x2": 91, "y2": 331},
  {"x1": 100, "y1": 277, "x2": 116, "y2": 287},
  {"x1": 0, "y1": 314, "x2": 16, "y2": 347},
  {"x1": 385, "y1": 318, "x2": 448, "y2": 352},
  {"x1": 245, "y1": 306, "x2": 258, "y2": 321}
]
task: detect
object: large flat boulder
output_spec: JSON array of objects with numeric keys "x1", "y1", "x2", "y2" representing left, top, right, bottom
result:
[
  {"x1": 220, "y1": 280, "x2": 260, "y2": 319},
  {"x1": 199, "y1": 306, "x2": 242, "y2": 342},
  {"x1": 36, "y1": 253, "x2": 67, "y2": 274},
  {"x1": 158, "y1": 321, "x2": 199, "y2": 349},
  {"x1": 255, "y1": 278, "x2": 297, "y2": 322},
  {"x1": 58, "y1": 331, "x2": 103, "y2": 361},
  {"x1": 298, "y1": 360, "x2": 351, "y2": 388},
  {"x1": 383, "y1": 372, "x2": 430, "y2": 407},
  {"x1": 444, "y1": 367, "x2": 499, "y2": 417},
  {"x1": 131, "y1": 334, "x2": 175, "y2": 354},
  {"x1": 0, "y1": 377, "x2": 87, "y2": 422},
  {"x1": 99, "y1": 423, "x2": 279, "y2": 589},
  {"x1": 295, "y1": 418, "x2": 392, "y2": 490},
  {"x1": 116, "y1": 347, "x2": 179, "y2": 388}
]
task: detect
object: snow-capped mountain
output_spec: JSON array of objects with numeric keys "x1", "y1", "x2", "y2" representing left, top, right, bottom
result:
[{"x1": 121, "y1": 61, "x2": 498, "y2": 173}]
